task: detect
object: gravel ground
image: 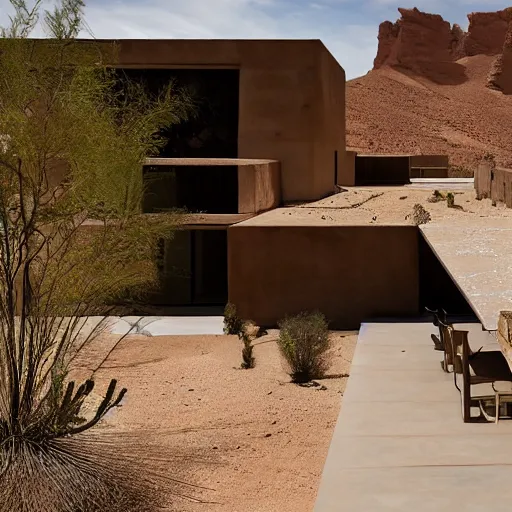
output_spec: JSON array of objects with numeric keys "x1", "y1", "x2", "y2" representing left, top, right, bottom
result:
[
  {"x1": 241, "y1": 187, "x2": 512, "y2": 226},
  {"x1": 72, "y1": 330, "x2": 357, "y2": 512},
  {"x1": 347, "y1": 55, "x2": 512, "y2": 170}
]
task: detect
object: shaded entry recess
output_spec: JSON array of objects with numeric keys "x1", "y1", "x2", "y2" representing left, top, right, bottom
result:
[{"x1": 153, "y1": 229, "x2": 228, "y2": 306}]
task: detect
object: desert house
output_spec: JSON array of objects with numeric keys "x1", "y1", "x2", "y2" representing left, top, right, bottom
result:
[
  {"x1": 43, "y1": 38, "x2": 466, "y2": 328},
  {"x1": 95, "y1": 39, "x2": 346, "y2": 310}
]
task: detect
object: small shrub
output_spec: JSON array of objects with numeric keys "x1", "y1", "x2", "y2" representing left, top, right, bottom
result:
[
  {"x1": 411, "y1": 204, "x2": 431, "y2": 225},
  {"x1": 446, "y1": 192, "x2": 455, "y2": 208},
  {"x1": 240, "y1": 332, "x2": 255, "y2": 369},
  {"x1": 427, "y1": 190, "x2": 445, "y2": 203},
  {"x1": 224, "y1": 302, "x2": 244, "y2": 335},
  {"x1": 483, "y1": 152, "x2": 496, "y2": 166},
  {"x1": 277, "y1": 311, "x2": 331, "y2": 383}
]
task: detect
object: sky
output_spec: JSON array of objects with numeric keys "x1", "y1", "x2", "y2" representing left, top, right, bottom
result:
[{"x1": 1, "y1": 0, "x2": 512, "y2": 79}]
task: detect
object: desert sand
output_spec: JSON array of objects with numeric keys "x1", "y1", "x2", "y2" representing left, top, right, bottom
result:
[
  {"x1": 239, "y1": 187, "x2": 512, "y2": 227},
  {"x1": 347, "y1": 57, "x2": 512, "y2": 171},
  {"x1": 73, "y1": 330, "x2": 356, "y2": 512},
  {"x1": 347, "y1": 7, "x2": 512, "y2": 171}
]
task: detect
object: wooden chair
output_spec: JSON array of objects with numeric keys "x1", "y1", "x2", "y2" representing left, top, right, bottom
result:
[
  {"x1": 425, "y1": 307, "x2": 447, "y2": 352},
  {"x1": 427, "y1": 309, "x2": 483, "y2": 374},
  {"x1": 453, "y1": 329, "x2": 512, "y2": 423}
]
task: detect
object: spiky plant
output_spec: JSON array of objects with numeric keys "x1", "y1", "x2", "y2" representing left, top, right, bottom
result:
[{"x1": 0, "y1": 1, "x2": 195, "y2": 510}]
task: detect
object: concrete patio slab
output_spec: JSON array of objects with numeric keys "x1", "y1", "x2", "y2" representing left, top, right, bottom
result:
[
  {"x1": 314, "y1": 321, "x2": 512, "y2": 512},
  {"x1": 315, "y1": 465, "x2": 512, "y2": 512},
  {"x1": 343, "y1": 370, "x2": 460, "y2": 402},
  {"x1": 351, "y1": 343, "x2": 442, "y2": 371},
  {"x1": 335, "y1": 400, "x2": 512, "y2": 437},
  {"x1": 331, "y1": 432, "x2": 512, "y2": 469},
  {"x1": 420, "y1": 219, "x2": 512, "y2": 331}
]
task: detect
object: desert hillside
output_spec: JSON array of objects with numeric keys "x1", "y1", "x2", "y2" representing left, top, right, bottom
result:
[{"x1": 346, "y1": 7, "x2": 512, "y2": 172}]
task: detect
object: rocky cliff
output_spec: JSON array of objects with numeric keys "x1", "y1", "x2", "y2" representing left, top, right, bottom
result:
[
  {"x1": 374, "y1": 7, "x2": 512, "y2": 83},
  {"x1": 488, "y1": 20, "x2": 512, "y2": 94},
  {"x1": 347, "y1": 7, "x2": 512, "y2": 172},
  {"x1": 373, "y1": 8, "x2": 460, "y2": 71},
  {"x1": 463, "y1": 9, "x2": 512, "y2": 56}
]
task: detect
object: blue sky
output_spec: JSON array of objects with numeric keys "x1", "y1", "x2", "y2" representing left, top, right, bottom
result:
[{"x1": 1, "y1": 0, "x2": 512, "y2": 78}]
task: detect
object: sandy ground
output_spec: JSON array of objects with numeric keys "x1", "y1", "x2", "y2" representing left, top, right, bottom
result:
[
  {"x1": 239, "y1": 187, "x2": 512, "y2": 226},
  {"x1": 72, "y1": 330, "x2": 357, "y2": 512},
  {"x1": 347, "y1": 55, "x2": 512, "y2": 171}
]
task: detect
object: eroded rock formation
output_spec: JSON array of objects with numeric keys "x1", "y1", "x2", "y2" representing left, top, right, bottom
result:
[
  {"x1": 374, "y1": 7, "x2": 512, "y2": 85},
  {"x1": 488, "y1": 20, "x2": 512, "y2": 94},
  {"x1": 463, "y1": 9, "x2": 512, "y2": 56},
  {"x1": 373, "y1": 8, "x2": 459, "y2": 71}
]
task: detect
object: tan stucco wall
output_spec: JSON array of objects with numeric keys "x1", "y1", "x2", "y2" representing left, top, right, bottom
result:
[
  {"x1": 106, "y1": 39, "x2": 346, "y2": 202},
  {"x1": 228, "y1": 225, "x2": 419, "y2": 329},
  {"x1": 340, "y1": 150, "x2": 356, "y2": 186},
  {"x1": 238, "y1": 161, "x2": 281, "y2": 214}
]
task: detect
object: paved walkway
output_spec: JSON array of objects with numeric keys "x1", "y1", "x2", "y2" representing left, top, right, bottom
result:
[{"x1": 314, "y1": 321, "x2": 512, "y2": 512}]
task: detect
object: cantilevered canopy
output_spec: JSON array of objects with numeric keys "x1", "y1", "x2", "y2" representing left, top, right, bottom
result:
[{"x1": 420, "y1": 219, "x2": 512, "y2": 331}]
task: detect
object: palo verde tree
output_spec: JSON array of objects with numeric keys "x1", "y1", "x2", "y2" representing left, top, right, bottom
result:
[{"x1": 0, "y1": 1, "x2": 194, "y2": 510}]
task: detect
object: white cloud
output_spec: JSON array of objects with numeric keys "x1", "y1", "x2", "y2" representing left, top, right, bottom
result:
[{"x1": 0, "y1": 0, "x2": 379, "y2": 78}]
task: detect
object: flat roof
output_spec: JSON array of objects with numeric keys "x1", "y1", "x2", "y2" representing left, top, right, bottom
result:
[
  {"x1": 235, "y1": 206, "x2": 411, "y2": 227},
  {"x1": 145, "y1": 158, "x2": 278, "y2": 166},
  {"x1": 420, "y1": 218, "x2": 512, "y2": 331}
]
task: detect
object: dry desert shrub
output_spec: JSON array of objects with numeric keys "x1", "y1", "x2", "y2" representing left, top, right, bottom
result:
[
  {"x1": 240, "y1": 332, "x2": 255, "y2": 369},
  {"x1": 223, "y1": 302, "x2": 244, "y2": 336},
  {"x1": 427, "y1": 190, "x2": 445, "y2": 203},
  {"x1": 411, "y1": 204, "x2": 431, "y2": 225},
  {"x1": 277, "y1": 311, "x2": 331, "y2": 383}
]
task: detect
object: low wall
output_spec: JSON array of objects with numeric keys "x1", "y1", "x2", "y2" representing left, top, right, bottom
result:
[
  {"x1": 355, "y1": 155, "x2": 410, "y2": 185},
  {"x1": 475, "y1": 161, "x2": 512, "y2": 207},
  {"x1": 238, "y1": 161, "x2": 281, "y2": 214},
  {"x1": 339, "y1": 150, "x2": 356, "y2": 186},
  {"x1": 410, "y1": 154, "x2": 449, "y2": 179},
  {"x1": 144, "y1": 158, "x2": 281, "y2": 215},
  {"x1": 409, "y1": 154, "x2": 449, "y2": 168},
  {"x1": 228, "y1": 225, "x2": 419, "y2": 329},
  {"x1": 409, "y1": 167, "x2": 448, "y2": 179}
]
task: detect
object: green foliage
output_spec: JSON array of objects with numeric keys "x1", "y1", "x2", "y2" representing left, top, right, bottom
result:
[
  {"x1": 0, "y1": 0, "x2": 42, "y2": 38},
  {"x1": 44, "y1": 0, "x2": 85, "y2": 39},
  {"x1": 0, "y1": 4, "x2": 198, "y2": 509},
  {"x1": 224, "y1": 302, "x2": 244, "y2": 335},
  {"x1": 277, "y1": 311, "x2": 331, "y2": 383}
]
